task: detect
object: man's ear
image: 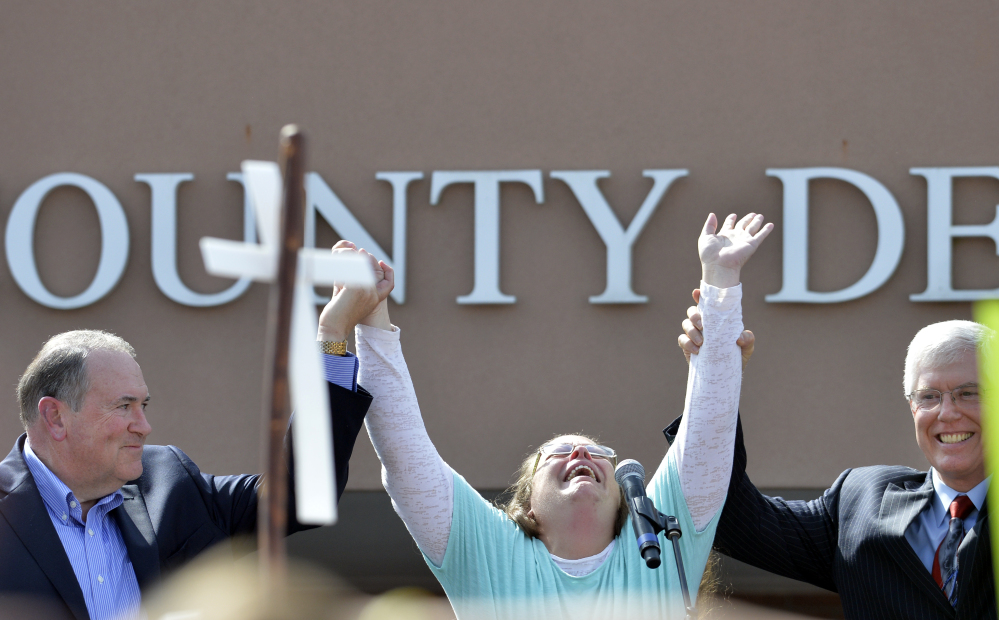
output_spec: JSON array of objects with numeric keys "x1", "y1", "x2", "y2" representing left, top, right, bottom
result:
[{"x1": 37, "y1": 397, "x2": 69, "y2": 441}]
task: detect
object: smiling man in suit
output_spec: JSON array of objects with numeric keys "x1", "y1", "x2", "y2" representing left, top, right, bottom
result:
[
  {"x1": 0, "y1": 247, "x2": 393, "y2": 620},
  {"x1": 677, "y1": 311, "x2": 995, "y2": 620},
  {"x1": 0, "y1": 331, "x2": 370, "y2": 620}
]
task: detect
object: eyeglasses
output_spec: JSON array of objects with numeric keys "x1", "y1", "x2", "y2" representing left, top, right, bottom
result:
[
  {"x1": 531, "y1": 442, "x2": 617, "y2": 476},
  {"x1": 907, "y1": 385, "x2": 982, "y2": 412}
]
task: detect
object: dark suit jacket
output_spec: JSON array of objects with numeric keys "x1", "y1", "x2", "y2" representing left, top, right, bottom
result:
[
  {"x1": 0, "y1": 382, "x2": 371, "y2": 620},
  {"x1": 665, "y1": 414, "x2": 996, "y2": 620}
]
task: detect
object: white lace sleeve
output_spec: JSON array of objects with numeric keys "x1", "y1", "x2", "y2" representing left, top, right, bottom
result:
[
  {"x1": 355, "y1": 324, "x2": 453, "y2": 566},
  {"x1": 674, "y1": 282, "x2": 743, "y2": 531}
]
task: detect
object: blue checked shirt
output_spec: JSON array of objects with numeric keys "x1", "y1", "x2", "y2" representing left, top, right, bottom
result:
[
  {"x1": 20, "y1": 352, "x2": 359, "y2": 620},
  {"x1": 22, "y1": 443, "x2": 141, "y2": 620},
  {"x1": 323, "y1": 350, "x2": 359, "y2": 391}
]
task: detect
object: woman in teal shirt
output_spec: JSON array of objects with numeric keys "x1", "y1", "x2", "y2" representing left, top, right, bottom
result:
[{"x1": 335, "y1": 212, "x2": 771, "y2": 619}]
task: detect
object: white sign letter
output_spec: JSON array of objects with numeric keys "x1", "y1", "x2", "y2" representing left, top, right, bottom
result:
[
  {"x1": 136, "y1": 172, "x2": 257, "y2": 306},
  {"x1": 552, "y1": 169, "x2": 687, "y2": 303},
  {"x1": 306, "y1": 171, "x2": 421, "y2": 304},
  {"x1": 430, "y1": 170, "x2": 544, "y2": 304},
  {"x1": 765, "y1": 167, "x2": 905, "y2": 303},
  {"x1": 909, "y1": 167, "x2": 999, "y2": 301},
  {"x1": 6, "y1": 173, "x2": 129, "y2": 309}
]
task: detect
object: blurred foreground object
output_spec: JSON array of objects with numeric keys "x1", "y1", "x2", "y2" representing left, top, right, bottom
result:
[
  {"x1": 142, "y1": 545, "x2": 359, "y2": 620},
  {"x1": 974, "y1": 299, "x2": 999, "y2": 612},
  {"x1": 142, "y1": 546, "x2": 457, "y2": 620}
]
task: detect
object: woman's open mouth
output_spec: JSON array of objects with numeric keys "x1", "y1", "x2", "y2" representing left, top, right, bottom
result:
[{"x1": 565, "y1": 464, "x2": 597, "y2": 482}]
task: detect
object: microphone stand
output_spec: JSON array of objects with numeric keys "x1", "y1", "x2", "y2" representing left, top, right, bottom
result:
[{"x1": 631, "y1": 496, "x2": 697, "y2": 620}]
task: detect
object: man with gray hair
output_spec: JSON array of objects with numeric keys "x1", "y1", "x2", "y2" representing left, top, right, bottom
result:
[
  {"x1": 0, "y1": 248, "x2": 391, "y2": 620},
  {"x1": 675, "y1": 314, "x2": 994, "y2": 619}
]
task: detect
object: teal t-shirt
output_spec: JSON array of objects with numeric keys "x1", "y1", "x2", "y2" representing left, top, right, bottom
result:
[{"x1": 425, "y1": 448, "x2": 721, "y2": 620}]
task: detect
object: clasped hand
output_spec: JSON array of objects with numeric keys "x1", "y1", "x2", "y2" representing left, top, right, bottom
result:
[{"x1": 317, "y1": 240, "x2": 394, "y2": 342}]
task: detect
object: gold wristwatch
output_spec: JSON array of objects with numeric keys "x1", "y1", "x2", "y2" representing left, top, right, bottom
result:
[{"x1": 319, "y1": 339, "x2": 348, "y2": 356}]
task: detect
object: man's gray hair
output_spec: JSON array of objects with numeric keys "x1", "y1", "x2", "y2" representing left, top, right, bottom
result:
[
  {"x1": 903, "y1": 320, "x2": 991, "y2": 397},
  {"x1": 17, "y1": 330, "x2": 136, "y2": 428}
]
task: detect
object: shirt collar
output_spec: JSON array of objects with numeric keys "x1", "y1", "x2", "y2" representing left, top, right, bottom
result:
[
  {"x1": 23, "y1": 440, "x2": 123, "y2": 525},
  {"x1": 929, "y1": 468, "x2": 990, "y2": 527}
]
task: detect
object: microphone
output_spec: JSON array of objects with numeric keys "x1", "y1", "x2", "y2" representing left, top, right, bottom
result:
[{"x1": 615, "y1": 459, "x2": 661, "y2": 569}]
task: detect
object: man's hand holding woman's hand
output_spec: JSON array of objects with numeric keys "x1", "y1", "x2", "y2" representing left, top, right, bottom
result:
[
  {"x1": 317, "y1": 240, "x2": 394, "y2": 341},
  {"x1": 678, "y1": 288, "x2": 755, "y2": 368}
]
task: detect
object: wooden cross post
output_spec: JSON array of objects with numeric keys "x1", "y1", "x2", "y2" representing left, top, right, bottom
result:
[
  {"x1": 258, "y1": 124, "x2": 305, "y2": 582},
  {"x1": 199, "y1": 125, "x2": 374, "y2": 589}
]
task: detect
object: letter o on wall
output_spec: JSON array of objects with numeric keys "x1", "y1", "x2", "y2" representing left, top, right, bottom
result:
[{"x1": 5, "y1": 173, "x2": 129, "y2": 309}]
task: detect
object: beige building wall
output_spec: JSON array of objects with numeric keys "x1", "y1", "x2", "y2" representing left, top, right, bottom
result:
[{"x1": 0, "y1": 1, "x2": 996, "y2": 496}]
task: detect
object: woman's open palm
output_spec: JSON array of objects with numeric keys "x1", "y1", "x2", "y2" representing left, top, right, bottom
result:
[{"x1": 698, "y1": 212, "x2": 773, "y2": 271}]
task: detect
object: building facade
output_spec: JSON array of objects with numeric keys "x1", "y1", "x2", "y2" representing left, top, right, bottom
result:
[{"x1": 2, "y1": 2, "x2": 997, "y2": 613}]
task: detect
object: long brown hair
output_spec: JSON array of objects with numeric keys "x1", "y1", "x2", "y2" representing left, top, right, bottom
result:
[{"x1": 495, "y1": 433, "x2": 629, "y2": 539}]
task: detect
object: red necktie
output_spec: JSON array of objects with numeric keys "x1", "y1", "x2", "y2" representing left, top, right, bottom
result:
[{"x1": 932, "y1": 495, "x2": 975, "y2": 604}]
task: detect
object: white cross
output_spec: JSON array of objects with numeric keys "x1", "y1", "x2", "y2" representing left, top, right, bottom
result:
[{"x1": 199, "y1": 160, "x2": 374, "y2": 525}]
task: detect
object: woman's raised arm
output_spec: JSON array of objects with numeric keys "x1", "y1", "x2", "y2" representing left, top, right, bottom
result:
[
  {"x1": 317, "y1": 241, "x2": 454, "y2": 566},
  {"x1": 673, "y1": 213, "x2": 772, "y2": 531}
]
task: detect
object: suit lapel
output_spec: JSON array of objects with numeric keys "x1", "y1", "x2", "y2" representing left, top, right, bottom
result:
[
  {"x1": 879, "y1": 474, "x2": 955, "y2": 617},
  {"x1": 114, "y1": 484, "x2": 160, "y2": 590},
  {"x1": 0, "y1": 437, "x2": 89, "y2": 620}
]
